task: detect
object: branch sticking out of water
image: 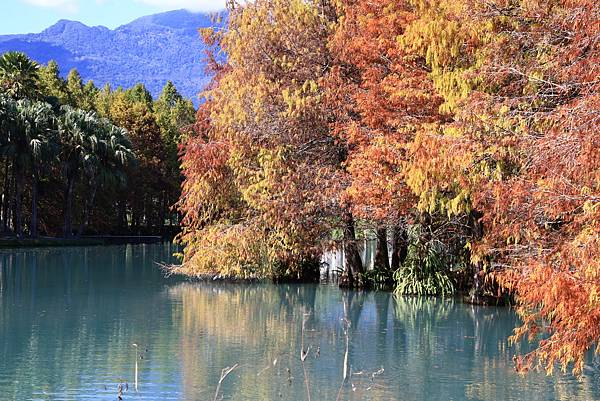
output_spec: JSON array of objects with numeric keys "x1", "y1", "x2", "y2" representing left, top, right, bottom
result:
[
  {"x1": 336, "y1": 317, "x2": 351, "y2": 401},
  {"x1": 132, "y1": 343, "x2": 139, "y2": 392},
  {"x1": 301, "y1": 312, "x2": 312, "y2": 401},
  {"x1": 213, "y1": 363, "x2": 239, "y2": 401},
  {"x1": 155, "y1": 261, "x2": 180, "y2": 278}
]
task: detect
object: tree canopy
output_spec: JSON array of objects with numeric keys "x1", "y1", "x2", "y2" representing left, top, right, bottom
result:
[
  {"x1": 177, "y1": 0, "x2": 600, "y2": 375},
  {"x1": 0, "y1": 51, "x2": 195, "y2": 238}
]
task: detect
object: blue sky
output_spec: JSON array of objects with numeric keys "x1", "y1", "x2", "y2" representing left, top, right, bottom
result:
[{"x1": 0, "y1": 0, "x2": 227, "y2": 34}]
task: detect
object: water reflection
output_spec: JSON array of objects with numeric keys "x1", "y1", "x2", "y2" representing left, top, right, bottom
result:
[{"x1": 0, "y1": 244, "x2": 599, "y2": 400}]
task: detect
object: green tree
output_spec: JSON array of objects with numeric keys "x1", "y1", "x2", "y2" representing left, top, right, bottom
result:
[
  {"x1": 57, "y1": 106, "x2": 100, "y2": 237},
  {"x1": 155, "y1": 81, "x2": 195, "y2": 146},
  {"x1": 126, "y1": 83, "x2": 153, "y2": 109},
  {"x1": 15, "y1": 100, "x2": 56, "y2": 237},
  {"x1": 0, "y1": 98, "x2": 55, "y2": 237},
  {"x1": 154, "y1": 81, "x2": 195, "y2": 229},
  {"x1": 77, "y1": 120, "x2": 134, "y2": 236},
  {"x1": 38, "y1": 60, "x2": 68, "y2": 106},
  {"x1": 82, "y1": 80, "x2": 99, "y2": 110},
  {"x1": 0, "y1": 95, "x2": 17, "y2": 233},
  {"x1": 66, "y1": 69, "x2": 96, "y2": 111},
  {"x1": 0, "y1": 51, "x2": 40, "y2": 100},
  {"x1": 109, "y1": 94, "x2": 165, "y2": 232}
]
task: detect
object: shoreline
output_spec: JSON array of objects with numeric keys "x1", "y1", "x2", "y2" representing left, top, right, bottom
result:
[{"x1": 0, "y1": 235, "x2": 164, "y2": 248}]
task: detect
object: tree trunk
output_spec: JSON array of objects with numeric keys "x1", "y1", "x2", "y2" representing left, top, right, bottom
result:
[
  {"x1": 77, "y1": 183, "x2": 97, "y2": 237},
  {"x1": 341, "y1": 210, "x2": 364, "y2": 288},
  {"x1": 11, "y1": 192, "x2": 16, "y2": 234},
  {"x1": 158, "y1": 191, "x2": 166, "y2": 236},
  {"x1": 468, "y1": 210, "x2": 485, "y2": 301},
  {"x1": 2, "y1": 159, "x2": 11, "y2": 233},
  {"x1": 13, "y1": 163, "x2": 24, "y2": 239},
  {"x1": 131, "y1": 207, "x2": 139, "y2": 233},
  {"x1": 391, "y1": 226, "x2": 408, "y2": 271},
  {"x1": 374, "y1": 227, "x2": 390, "y2": 271},
  {"x1": 117, "y1": 199, "x2": 125, "y2": 232},
  {"x1": 31, "y1": 170, "x2": 39, "y2": 238},
  {"x1": 143, "y1": 196, "x2": 149, "y2": 233},
  {"x1": 63, "y1": 174, "x2": 75, "y2": 238}
]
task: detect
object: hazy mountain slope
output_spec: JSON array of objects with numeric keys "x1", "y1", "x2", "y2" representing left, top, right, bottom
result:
[{"x1": 0, "y1": 9, "x2": 218, "y2": 101}]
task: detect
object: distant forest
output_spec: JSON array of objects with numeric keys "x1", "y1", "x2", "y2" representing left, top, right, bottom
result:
[{"x1": 0, "y1": 52, "x2": 196, "y2": 238}]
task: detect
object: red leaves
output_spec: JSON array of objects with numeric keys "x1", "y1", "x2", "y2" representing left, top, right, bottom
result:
[
  {"x1": 461, "y1": 0, "x2": 600, "y2": 374},
  {"x1": 326, "y1": 0, "x2": 446, "y2": 223}
]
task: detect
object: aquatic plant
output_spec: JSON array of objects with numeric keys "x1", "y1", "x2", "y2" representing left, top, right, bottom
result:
[{"x1": 393, "y1": 225, "x2": 455, "y2": 296}]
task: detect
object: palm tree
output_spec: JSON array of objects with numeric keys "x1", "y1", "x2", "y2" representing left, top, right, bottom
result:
[
  {"x1": 58, "y1": 105, "x2": 98, "y2": 238},
  {"x1": 0, "y1": 98, "x2": 27, "y2": 237},
  {"x1": 0, "y1": 52, "x2": 42, "y2": 237},
  {"x1": 0, "y1": 52, "x2": 40, "y2": 100},
  {"x1": 77, "y1": 120, "x2": 134, "y2": 236},
  {"x1": 0, "y1": 96, "x2": 17, "y2": 233},
  {"x1": 14, "y1": 100, "x2": 56, "y2": 238},
  {"x1": 0, "y1": 99, "x2": 55, "y2": 238}
]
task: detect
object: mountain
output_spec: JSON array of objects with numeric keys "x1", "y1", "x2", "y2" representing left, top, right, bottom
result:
[{"x1": 0, "y1": 9, "x2": 219, "y2": 102}]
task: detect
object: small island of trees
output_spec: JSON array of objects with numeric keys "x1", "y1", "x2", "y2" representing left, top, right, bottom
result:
[{"x1": 175, "y1": 0, "x2": 600, "y2": 376}]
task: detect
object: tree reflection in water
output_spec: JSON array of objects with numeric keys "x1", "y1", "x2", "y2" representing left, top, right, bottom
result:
[
  {"x1": 1, "y1": 244, "x2": 599, "y2": 400},
  {"x1": 169, "y1": 283, "x2": 600, "y2": 401}
]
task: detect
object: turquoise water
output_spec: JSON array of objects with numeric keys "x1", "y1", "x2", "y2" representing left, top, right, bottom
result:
[{"x1": 0, "y1": 244, "x2": 598, "y2": 400}]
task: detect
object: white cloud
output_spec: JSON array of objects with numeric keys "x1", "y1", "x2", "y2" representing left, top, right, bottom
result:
[
  {"x1": 22, "y1": 0, "x2": 79, "y2": 12},
  {"x1": 135, "y1": 0, "x2": 227, "y2": 13}
]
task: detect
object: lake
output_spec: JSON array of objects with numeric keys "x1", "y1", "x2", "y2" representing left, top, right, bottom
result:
[{"x1": 0, "y1": 244, "x2": 598, "y2": 400}]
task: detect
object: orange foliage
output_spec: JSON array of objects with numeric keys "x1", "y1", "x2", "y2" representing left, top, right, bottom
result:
[
  {"x1": 460, "y1": 0, "x2": 600, "y2": 374},
  {"x1": 177, "y1": 0, "x2": 600, "y2": 374},
  {"x1": 327, "y1": 0, "x2": 445, "y2": 222}
]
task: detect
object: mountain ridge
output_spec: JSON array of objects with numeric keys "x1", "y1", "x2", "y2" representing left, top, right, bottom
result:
[{"x1": 0, "y1": 9, "x2": 219, "y2": 102}]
